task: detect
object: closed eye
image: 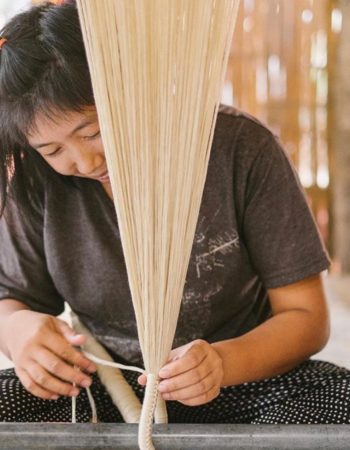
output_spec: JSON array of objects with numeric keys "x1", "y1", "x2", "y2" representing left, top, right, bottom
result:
[
  {"x1": 46, "y1": 147, "x2": 63, "y2": 157},
  {"x1": 84, "y1": 131, "x2": 100, "y2": 140}
]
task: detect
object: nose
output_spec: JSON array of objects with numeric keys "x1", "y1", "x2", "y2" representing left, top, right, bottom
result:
[{"x1": 72, "y1": 144, "x2": 104, "y2": 176}]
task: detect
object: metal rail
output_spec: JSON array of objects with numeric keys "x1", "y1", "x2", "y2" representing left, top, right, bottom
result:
[{"x1": 1, "y1": 423, "x2": 350, "y2": 449}]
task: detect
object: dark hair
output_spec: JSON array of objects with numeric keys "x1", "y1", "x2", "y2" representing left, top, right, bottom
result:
[{"x1": 0, "y1": 0, "x2": 94, "y2": 216}]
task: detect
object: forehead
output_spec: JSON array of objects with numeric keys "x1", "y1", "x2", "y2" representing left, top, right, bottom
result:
[{"x1": 27, "y1": 107, "x2": 98, "y2": 141}]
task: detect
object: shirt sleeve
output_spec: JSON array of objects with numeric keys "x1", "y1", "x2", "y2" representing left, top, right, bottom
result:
[
  {"x1": 0, "y1": 197, "x2": 65, "y2": 315},
  {"x1": 237, "y1": 120, "x2": 330, "y2": 289}
]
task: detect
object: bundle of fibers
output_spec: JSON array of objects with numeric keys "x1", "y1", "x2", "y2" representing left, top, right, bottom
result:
[{"x1": 76, "y1": 1, "x2": 239, "y2": 448}]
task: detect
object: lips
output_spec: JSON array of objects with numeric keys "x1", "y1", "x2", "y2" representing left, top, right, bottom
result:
[{"x1": 96, "y1": 170, "x2": 110, "y2": 182}]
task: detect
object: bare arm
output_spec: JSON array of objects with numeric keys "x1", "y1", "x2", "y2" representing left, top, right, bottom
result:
[
  {"x1": 0, "y1": 298, "x2": 96, "y2": 400},
  {"x1": 213, "y1": 274, "x2": 329, "y2": 386},
  {"x1": 0, "y1": 299, "x2": 31, "y2": 357}
]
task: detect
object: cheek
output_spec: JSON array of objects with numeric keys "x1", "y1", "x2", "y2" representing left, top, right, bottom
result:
[
  {"x1": 91, "y1": 138, "x2": 105, "y2": 155},
  {"x1": 41, "y1": 155, "x2": 74, "y2": 176}
]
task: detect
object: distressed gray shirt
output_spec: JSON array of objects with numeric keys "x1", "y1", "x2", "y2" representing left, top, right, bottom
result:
[{"x1": 0, "y1": 107, "x2": 330, "y2": 365}]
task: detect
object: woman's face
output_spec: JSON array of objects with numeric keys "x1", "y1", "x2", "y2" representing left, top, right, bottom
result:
[{"x1": 27, "y1": 107, "x2": 111, "y2": 187}]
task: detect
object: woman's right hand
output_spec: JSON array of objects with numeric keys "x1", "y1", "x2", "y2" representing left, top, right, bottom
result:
[{"x1": 5, "y1": 310, "x2": 96, "y2": 400}]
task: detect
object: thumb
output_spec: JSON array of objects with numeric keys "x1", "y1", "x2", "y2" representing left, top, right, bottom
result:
[
  {"x1": 56, "y1": 319, "x2": 86, "y2": 346},
  {"x1": 167, "y1": 342, "x2": 190, "y2": 362},
  {"x1": 138, "y1": 374, "x2": 147, "y2": 386}
]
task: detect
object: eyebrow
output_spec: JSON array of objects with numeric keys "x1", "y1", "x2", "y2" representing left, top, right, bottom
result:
[{"x1": 33, "y1": 117, "x2": 98, "y2": 149}]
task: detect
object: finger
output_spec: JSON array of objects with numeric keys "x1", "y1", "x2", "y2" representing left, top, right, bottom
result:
[
  {"x1": 138, "y1": 374, "x2": 147, "y2": 386},
  {"x1": 159, "y1": 362, "x2": 211, "y2": 394},
  {"x1": 159, "y1": 344, "x2": 207, "y2": 379},
  {"x1": 35, "y1": 347, "x2": 93, "y2": 388},
  {"x1": 56, "y1": 320, "x2": 91, "y2": 359},
  {"x1": 26, "y1": 361, "x2": 80, "y2": 397},
  {"x1": 160, "y1": 371, "x2": 216, "y2": 401},
  {"x1": 179, "y1": 385, "x2": 221, "y2": 407},
  {"x1": 166, "y1": 347, "x2": 185, "y2": 363},
  {"x1": 67, "y1": 334, "x2": 86, "y2": 346},
  {"x1": 44, "y1": 332, "x2": 96, "y2": 373},
  {"x1": 56, "y1": 319, "x2": 81, "y2": 341},
  {"x1": 16, "y1": 367, "x2": 60, "y2": 401}
]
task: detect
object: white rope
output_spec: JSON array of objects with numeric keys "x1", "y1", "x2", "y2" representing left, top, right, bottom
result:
[
  {"x1": 86, "y1": 386, "x2": 98, "y2": 423},
  {"x1": 70, "y1": 314, "x2": 168, "y2": 427},
  {"x1": 84, "y1": 352, "x2": 145, "y2": 374},
  {"x1": 71, "y1": 312, "x2": 145, "y2": 423},
  {"x1": 138, "y1": 374, "x2": 158, "y2": 450},
  {"x1": 71, "y1": 393, "x2": 76, "y2": 424},
  {"x1": 71, "y1": 353, "x2": 147, "y2": 424}
]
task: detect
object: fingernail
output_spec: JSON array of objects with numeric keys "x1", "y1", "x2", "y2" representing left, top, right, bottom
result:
[
  {"x1": 51, "y1": 395, "x2": 59, "y2": 400},
  {"x1": 81, "y1": 379, "x2": 92, "y2": 388},
  {"x1": 87, "y1": 364, "x2": 97, "y2": 373}
]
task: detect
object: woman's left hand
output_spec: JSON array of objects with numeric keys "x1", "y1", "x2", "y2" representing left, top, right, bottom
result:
[{"x1": 138, "y1": 339, "x2": 224, "y2": 406}]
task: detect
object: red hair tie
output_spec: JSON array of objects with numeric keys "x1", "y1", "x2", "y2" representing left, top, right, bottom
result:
[{"x1": 0, "y1": 37, "x2": 7, "y2": 49}]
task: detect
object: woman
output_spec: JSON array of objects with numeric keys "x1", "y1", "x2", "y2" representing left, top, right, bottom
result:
[{"x1": 0, "y1": 1, "x2": 349, "y2": 424}]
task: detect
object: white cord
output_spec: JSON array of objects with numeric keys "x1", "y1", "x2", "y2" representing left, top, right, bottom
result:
[
  {"x1": 71, "y1": 351, "x2": 145, "y2": 424},
  {"x1": 138, "y1": 374, "x2": 158, "y2": 450},
  {"x1": 86, "y1": 386, "x2": 98, "y2": 423},
  {"x1": 71, "y1": 394, "x2": 76, "y2": 424},
  {"x1": 84, "y1": 351, "x2": 145, "y2": 374}
]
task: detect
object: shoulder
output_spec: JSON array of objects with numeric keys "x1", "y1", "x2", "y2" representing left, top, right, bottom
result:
[
  {"x1": 213, "y1": 105, "x2": 291, "y2": 176},
  {"x1": 216, "y1": 105, "x2": 276, "y2": 140}
]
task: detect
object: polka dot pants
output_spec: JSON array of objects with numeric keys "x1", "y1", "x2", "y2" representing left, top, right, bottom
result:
[{"x1": 1, "y1": 360, "x2": 350, "y2": 424}]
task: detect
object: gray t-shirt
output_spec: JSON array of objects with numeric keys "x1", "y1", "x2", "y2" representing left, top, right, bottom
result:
[{"x1": 0, "y1": 107, "x2": 330, "y2": 365}]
